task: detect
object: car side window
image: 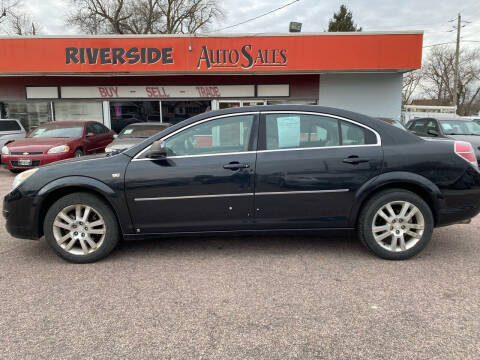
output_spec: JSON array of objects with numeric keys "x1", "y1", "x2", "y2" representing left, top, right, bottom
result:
[
  {"x1": 265, "y1": 113, "x2": 376, "y2": 150},
  {"x1": 425, "y1": 120, "x2": 440, "y2": 136},
  {"x1": 408, "y1": 120, "x2": 427, "y2": 134},
  {"x1": 340, "y1": 121, "x2": 377, "y2": 145},
  {"x1": 163, "y1": 114, "x2": 254, "y2": 157},
  {"x1": 90, "y1": 123, "x2": 107, "y2": 135},
  {"x1": 266, "y1": 114, "x2": 339, "y2": 150}
]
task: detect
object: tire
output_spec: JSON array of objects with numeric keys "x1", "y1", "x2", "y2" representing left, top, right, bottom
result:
[
  {"x1": 9, "y1": 169, "x2": 23, "y2": 174},
  {"x1": 358, "y1": 189, "x2": 434, "y2": 260},
  {"x1": 44, "y1": 192, "x2": 120, "y2": 263},
  {"x1": 74, "y1": 149, "x2": 84, "y2": 158}
]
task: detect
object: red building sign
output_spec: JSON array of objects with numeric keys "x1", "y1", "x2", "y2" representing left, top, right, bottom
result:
[{"x1": 0, "y1": 33, "x2": 423, "y2": 74}]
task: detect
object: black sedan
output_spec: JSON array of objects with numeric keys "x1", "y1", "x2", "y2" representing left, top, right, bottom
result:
[{"x1": 3, "y1": 105, "x2": 480, "y2": 263}]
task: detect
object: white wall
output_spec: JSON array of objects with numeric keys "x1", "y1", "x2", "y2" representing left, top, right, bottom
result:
[{"x1": 318, "y1": 73, "x2": 403, "y2": 120}]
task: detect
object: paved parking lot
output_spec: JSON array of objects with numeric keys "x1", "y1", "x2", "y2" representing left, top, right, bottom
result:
[{"x1": 0, "y1": 168, "x2": 479, "y2": 359}]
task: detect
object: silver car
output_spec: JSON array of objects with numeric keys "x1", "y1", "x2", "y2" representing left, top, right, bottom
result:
[
  {"x1": 407, "y1": 117, "x2": 480, "y2": 164},
  {"x1": 0, "y1": 119, "x2": 26, "y2": 150},
  {"x1": 106, "y1": 122, "x2": 171, "y2": 154}
]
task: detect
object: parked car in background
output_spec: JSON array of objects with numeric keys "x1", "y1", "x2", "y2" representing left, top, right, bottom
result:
[
  {"x1": 1, "y1": 121, "x2": 115, "y2": 172},
  {"x1": 105, "y1": 122, "x2": 171, "y2": 154},
  {"x1": 4, "y1": 105, "x2": 480, "y2": 263},
  {"x1": 0, "y1": 119, "x2": 26, "y2": 153},
  {"x1": 406, "y1": 117, "x2": 480, "y2": 165}
]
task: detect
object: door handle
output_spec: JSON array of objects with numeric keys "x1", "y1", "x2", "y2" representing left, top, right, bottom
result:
[
  {"x1": 343, "y1": 156, "x2": 370, "y2": 164},
  {"x1": 223, "y1": 162, "x2": 250, "y2": 170}
]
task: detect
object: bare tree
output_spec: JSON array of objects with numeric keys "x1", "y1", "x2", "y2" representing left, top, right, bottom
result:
[
  {"x1": 0, "y1": 0, "x2": 19, "y2": 24},
  {"x1": 9, "y1": 10, "x2": 40, "y2": 35},
  {"x1": 67, "y1": 0, "x2": 222, "y2": 35},
  {"x1": 402, "y1": 69, "x2": 422, "y2": 105},
  {"x1": 421, "y1": 45, "x2": 480, "y2": 115}
]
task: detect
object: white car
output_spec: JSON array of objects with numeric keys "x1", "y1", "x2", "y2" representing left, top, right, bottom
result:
[{"x1": 0, "y1": 119, "x2": 26, "y2": 150}]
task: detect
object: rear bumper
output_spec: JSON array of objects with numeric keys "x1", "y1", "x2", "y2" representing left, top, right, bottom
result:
[
  {"x1": 436, "y1": 188, "x2": 480, "y2": 226},
  {"x1": 436, "y1": 166, "x2": 480, "y2": 226},
  {"x1": 1, "y1": 152, "x2": 73, "y2": 170}
]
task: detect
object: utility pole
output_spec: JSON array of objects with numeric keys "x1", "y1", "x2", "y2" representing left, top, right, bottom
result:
[{"x1": 453, "y1": 13, "x2": 461, "y2": 112}]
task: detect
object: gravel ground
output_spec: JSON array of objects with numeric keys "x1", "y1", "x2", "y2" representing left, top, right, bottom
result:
[{"x1": 0, "y1": 168, "x2": 479, "y2": 360}]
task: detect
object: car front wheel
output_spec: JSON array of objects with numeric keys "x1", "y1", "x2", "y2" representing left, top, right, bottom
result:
[
  {"x1": 44, "y1": 192, "x2": 119, "y2": 263},
  {"x1": 358, "y1": 189, "x2": 434, "y2": 260}
]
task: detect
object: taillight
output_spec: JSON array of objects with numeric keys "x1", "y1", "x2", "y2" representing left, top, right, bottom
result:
[{"x1": 454, "y1": 141, "x2": 478, "y2": 167}]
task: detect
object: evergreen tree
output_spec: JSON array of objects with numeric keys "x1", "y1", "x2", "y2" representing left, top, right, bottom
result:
[{"x1": 328, "y1": 5, "x2": 362, "y2": 32}]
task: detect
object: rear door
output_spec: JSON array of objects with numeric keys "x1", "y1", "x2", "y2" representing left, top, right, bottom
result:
[{"x1": 254, "y1": 111, "x2": 383, "y2": 229}]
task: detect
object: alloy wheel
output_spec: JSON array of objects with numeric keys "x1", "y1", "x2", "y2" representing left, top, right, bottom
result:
[
  {"x1": 52, "y1": 204, "x2": 106, "y2": 255},
  {"x1": 371, "y1": 201, "x2": 425, "y2": 252}
]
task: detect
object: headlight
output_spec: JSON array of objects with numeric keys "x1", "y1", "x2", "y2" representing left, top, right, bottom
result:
[
  {"x1": 47, "y1": 145, "x2": 70, "y2": 154},
  {"x1": 2, "y1": 146, "x2": 9, "y2": 155},
  {"x1": 11, "y1": 168, "x2": 38, "y2": 191},
  {"x1": 105, "y1": 146, "x2": 113, "y2": 153}
]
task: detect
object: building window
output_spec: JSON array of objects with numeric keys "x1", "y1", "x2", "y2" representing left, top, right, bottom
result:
[
  {"x1": 54, "y1": 101, "x2": 103, "y2": 123},
  {"x1": 2, "y1": 101, "x2": 52, "y2": 131},
  {"x1": 109, "y1": 101, "x2": 160, "y2": 133},
  {"x1": 161, "y1": 101, "x2": 210, "y2": 126}
]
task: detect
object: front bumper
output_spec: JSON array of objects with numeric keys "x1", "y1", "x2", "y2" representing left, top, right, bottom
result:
[
  {"x1": 1, "y1": 152, "x2": 73, "y2": 170},
  {"x1": 3, "y1": 188, "x2": 42, "y2": 239}
]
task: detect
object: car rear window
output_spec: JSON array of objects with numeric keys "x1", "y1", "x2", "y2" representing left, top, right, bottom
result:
[{"x1": 0, "y1": 120, "x2": 21, "y2": 131}]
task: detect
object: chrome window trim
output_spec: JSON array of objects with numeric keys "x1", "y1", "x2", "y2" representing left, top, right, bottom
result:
[
  {"x1": 261, "y1": 110, "x2": 382, "y2": 146},
  {"x1": 134, "y1": 189, "x2": 349, "y2": 201},
  {"x1": 132, "y1": 110, "x2": 382, "y2": 161},
  {"x1": 133, "y1": 112, "x2": 259, "y2": 161}
]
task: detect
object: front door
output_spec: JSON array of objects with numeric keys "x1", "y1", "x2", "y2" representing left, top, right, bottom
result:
[
  {"x1": 254, "y1": 111, "x2": 383, "y2": 229},
  {"x1": 125, "y1": 113, "x2": 258, "y2": 234},
  {"x1": 84, "y1": 123, "x2": 112, "y2": 154}
]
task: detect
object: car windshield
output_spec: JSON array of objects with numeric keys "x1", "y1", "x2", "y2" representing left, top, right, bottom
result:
[
  {"x1": 439, "y1": 120, "x2": 480, "y2": 135},
  {"x1": 118, "y1": 124, "x2": 168, "y2": 138},
  {"x1": 28, "y1": 124, "x2": 83, "y2": 138}
]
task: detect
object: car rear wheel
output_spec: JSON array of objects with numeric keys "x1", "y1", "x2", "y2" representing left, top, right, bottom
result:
[
  {"x1": 44, "y1": 192, "x2": 119, "y2": 263},
  {"x1": 358, "y1": 189, "x2": 434, "y2": 260}
]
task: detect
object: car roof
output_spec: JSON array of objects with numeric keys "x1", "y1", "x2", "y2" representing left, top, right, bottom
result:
[
  {"x1": 124, "y1": 122, "x2": 171, "y2": 127},
  {"x1": 413, "y1": 117, "x2": 472, "y2": 121},
  {"x1": 40, "y1": 121, "x2": 92, "y2": 126}
]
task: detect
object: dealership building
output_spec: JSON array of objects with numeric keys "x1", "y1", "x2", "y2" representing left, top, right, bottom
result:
[{"x1": 0, "y1": 32, "x2": 422, "y2": 132}]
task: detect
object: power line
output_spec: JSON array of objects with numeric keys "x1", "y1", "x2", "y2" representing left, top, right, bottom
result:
[
  {"x1": 211, "y1": 0, "x2": 301, "y2": 33},
  {"x1": 423, "y1": 40, "x2": 480, "y2": 48}
]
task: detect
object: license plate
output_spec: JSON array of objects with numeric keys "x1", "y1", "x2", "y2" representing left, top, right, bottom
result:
[{"x1": 18, "y1": 159, "x2": 32, "y2": 166}]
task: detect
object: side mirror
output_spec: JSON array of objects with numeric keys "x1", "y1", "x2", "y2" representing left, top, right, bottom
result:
[
  {"x1": 86, "y1": 132, "x2": 95, "y2": 138},
  {"x1": 146, "y1": 140, "x2": 167, "y2": 159},
  {"x1": 427, "y1": 129, "x2": 439, "y2": 137}
]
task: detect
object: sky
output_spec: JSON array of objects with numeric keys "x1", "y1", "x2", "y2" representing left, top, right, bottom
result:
[{"x1": 8, "y1": 0, "x2": 480, "y2": 52}]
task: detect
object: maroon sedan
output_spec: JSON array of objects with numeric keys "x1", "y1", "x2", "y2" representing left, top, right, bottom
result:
[{"x1": 1, "y1": 121, "x2": 115, "y2": 172}]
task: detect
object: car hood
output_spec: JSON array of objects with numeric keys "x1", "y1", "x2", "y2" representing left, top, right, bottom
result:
[
  {"x1": 6, "y1": 137, "x2": 76, "y2": 152},
  {"x1": 107, "y1": 138, "x2": 144, "y2": 150}
]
